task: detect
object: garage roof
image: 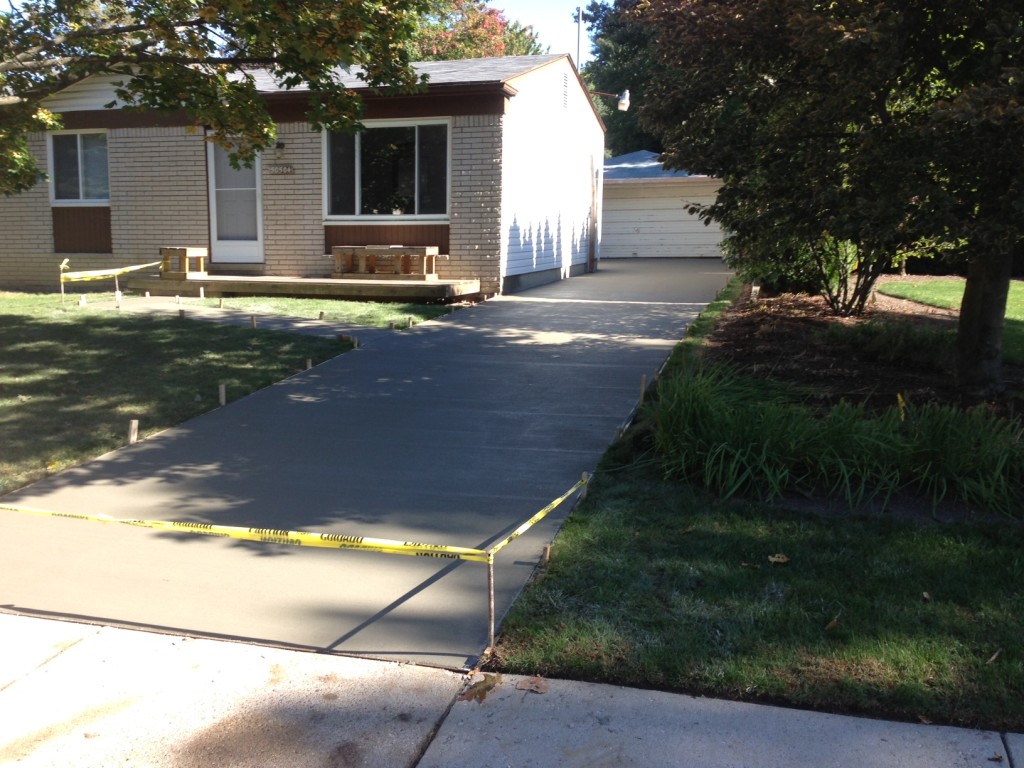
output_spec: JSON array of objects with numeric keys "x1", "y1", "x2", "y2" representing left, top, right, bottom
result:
[{"x1": 604, "y1": 150, "x2": 705, "y2": 181}]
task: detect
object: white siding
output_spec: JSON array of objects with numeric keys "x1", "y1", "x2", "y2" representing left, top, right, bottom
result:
[
  {"x1": 602, "y1": 180, "x2": 723, "y2": 258},
  {"x1": 42, "y1": 74, "x2": 126, "y2": 112},
  {"x1": 500, "y1": 60, "x2": 604, "y2": 281}
]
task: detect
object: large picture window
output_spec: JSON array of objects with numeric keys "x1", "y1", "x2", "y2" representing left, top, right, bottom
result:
[
  {"x1": 51, "y1": 132, "x2": 109, "y2": 203},
  {"x1": 328, "y1": 123, "x2": 448, "y2": 217}
]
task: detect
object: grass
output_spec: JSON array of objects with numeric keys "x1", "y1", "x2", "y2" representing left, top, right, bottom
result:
[
  {"x1": 0, "y1": 291, "x2": 349, "y2": 495},
  {"x1": 193, "y1": 295, "x2": 453, "y2": 327},
  {"x1": 877, "y1": 277, "x2": 1024, "y2": 364},
  {"x1": 491, "y1": 276, "x2": 1024, "y2": 731},
  {"x1": 494, "y1": 465, "x2": 1024, "y2": 730}
]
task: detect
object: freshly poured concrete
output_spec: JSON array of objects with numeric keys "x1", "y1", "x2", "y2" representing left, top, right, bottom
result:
[{"x1": 1, "y1": 259, "x2": 732, "y2": 668}]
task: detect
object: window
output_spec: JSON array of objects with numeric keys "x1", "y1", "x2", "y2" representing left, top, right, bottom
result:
[
  {"x1": 328, "y1": 123, "x2": 448, "y2": 217},
  {"x1": 51, "y1": 132, "x2": 109, "y2": 203}
]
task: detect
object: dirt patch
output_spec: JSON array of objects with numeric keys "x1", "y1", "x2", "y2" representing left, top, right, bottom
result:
[{"x1": 700, "y1": 276, "x2": 1023, "y2": 416}]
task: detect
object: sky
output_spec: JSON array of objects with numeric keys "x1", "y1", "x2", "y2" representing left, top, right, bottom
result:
[{"x1": 496, "y1": 0, "x2": 595, "y2": 65}]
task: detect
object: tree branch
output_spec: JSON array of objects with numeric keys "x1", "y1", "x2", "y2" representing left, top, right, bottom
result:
[{"x1": 0, "y1": 17, "x2": 214, "y2": 74}]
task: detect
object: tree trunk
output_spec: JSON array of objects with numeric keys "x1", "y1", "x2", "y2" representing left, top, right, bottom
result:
[{"x1": 956, "y1": 246, "x2": 1016, "y2": 399}]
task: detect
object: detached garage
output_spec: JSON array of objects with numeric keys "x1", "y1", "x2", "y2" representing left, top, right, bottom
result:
[{"x1": 601, "y1": 150, "x2": 724, "y2": 259}]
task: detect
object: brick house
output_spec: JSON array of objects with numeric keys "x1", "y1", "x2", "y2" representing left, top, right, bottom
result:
[{"x1": 0, "y1": 54, "x2": 605, "y2": 295}]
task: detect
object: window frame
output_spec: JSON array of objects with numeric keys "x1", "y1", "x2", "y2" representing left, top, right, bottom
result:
[
  {"x1": 322, "y1": 118, "x2": 452, "y2": 223},
  {"x1": 47, "y1": 130, "x2": 111, "y2": 206}
]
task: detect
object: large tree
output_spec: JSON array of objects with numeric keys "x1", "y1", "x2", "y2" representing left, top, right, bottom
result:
[
  {"x1": 0, "y1": 0, "x2": 430, "y2": 194},
  {"x1": 409, "y1": 0, "x2": 544, "y2": 61},
  {"x1": 640, "y1": 0, "x2": 1024, "y2": 398}
]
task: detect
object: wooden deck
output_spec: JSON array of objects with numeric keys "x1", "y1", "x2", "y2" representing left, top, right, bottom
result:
[{"x1": 125, "y1": 273, "x2": 481, "y2": 302}]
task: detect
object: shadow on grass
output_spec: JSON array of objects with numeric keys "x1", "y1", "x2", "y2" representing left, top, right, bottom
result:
[
  {"x1": 494, "y1": 464, "x2": 1024, "y2": 731},
  {"x1": 0, "y1": 312, "x2": 345, "y2": 495}
]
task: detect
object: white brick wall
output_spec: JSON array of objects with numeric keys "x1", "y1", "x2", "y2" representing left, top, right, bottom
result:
[
  {"x1": 0, "y1": 135, "x2": 54, "y2": 289},
  {"x1": 0, "y1": 127, "x2": 211, "y2": 290},
  {"x1": 260, "y1": 123, "x2": 328, "y2": 276},
  {"x1": 108, "y1": 126, "x2": 209, "y2": 263},
  {"x1": 449, "y1": 115, "x2": 503, "y2": 294}
]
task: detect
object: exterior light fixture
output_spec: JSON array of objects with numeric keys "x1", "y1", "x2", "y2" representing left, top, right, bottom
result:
[{"x1": 591, "y1": 90, "x2": 631, "y2": 112}]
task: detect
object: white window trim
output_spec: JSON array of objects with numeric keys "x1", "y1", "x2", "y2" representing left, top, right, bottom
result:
[
  {"x1": 47, "y1": 129, "x2": 111, "y2": 206},
  {"x1": 322, "y1": 118, "x2": 452, "y2": 223}
]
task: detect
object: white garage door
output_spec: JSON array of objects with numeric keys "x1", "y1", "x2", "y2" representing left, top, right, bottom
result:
[{"x1": 601, "y1": 180, "x2": 723, "y2": 258}]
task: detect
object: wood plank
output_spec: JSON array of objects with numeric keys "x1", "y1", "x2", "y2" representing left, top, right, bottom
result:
[
  {"x1": 324, "y1": 224, "x2": 450, "y2": 254},
  {"x1": 52, "y1": 207, "x2": 112, "y2": 253}
]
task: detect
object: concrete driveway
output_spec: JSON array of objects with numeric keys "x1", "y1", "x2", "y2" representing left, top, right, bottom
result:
[{"x1": 0, "y1": 259, "x2": 732, "y2": 669}]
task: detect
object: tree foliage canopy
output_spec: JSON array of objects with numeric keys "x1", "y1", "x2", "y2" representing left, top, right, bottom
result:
[
  {"x1": 408, "y1": 0, "x2": 544, "y2": 61},
  {"x1": 637, "y1": 0, "x2": 1024, "y2": 395},
  {"x1": 0, "y1": 0, "x2": 431, "y2": 194},
  {"x1": 581, "y1": 0, "x2": 660, "y2": 157}
]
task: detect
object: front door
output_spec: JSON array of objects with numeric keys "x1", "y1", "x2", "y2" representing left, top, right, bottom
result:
[{"x1": 207, "y1": 142, "x2": 263, "y2": 263}]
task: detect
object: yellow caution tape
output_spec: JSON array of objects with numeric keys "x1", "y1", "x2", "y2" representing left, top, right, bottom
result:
[
  {"x1": 487, "y1": 474, "x2": 588, "y2": 557},
  {"x1": 0, "y1": 503, "x2": 490, "y2": 562},
  {"x1": 60, "y1": 261, "x2": 162, "y2": 282},
  {"x1": 0, "y1": 475, "x2": 588, "y2": 564}
]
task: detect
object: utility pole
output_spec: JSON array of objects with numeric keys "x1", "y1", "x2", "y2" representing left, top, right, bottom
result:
[{"x1": 576, "y1": 6, "x2": 582, "y2": 67}]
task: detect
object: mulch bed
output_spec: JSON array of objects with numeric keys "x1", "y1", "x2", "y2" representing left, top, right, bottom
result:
[{"x1": 700, "y1": 277, "x2": 1023, "y2": 416}]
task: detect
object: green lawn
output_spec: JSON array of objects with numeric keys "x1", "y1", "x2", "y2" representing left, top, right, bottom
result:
[
  {"x1": 494, "y1": 465, "x2": 1024, "y2": 731},
  {"x1": 194, "y1": 295, "x2": 453, "y2": 327},
  {"x1": 877, "y1": 278, "x2": 1024, "y2": 364},
  {"x1": 0, "y1": 292, "x2": 348, "y2": 495}
]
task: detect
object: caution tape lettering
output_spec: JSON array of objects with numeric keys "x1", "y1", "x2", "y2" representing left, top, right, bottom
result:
[{"x1": 0, "y1": 475, "x2": 588, "y2": 565}]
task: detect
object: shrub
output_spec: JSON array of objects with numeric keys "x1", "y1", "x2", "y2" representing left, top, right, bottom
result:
[{"x1": 650, "y1": 364, "x2": 1024, "y2": 516}]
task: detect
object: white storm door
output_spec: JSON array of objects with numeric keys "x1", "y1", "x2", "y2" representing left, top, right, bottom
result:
[{"x1": 207, "y1": 142, "x2": 264, "y2": 263}]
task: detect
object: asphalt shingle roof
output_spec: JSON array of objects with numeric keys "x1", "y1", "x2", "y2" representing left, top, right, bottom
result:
[{"x1": 252, "y1": 54, "x2": 567, "y2": 93}]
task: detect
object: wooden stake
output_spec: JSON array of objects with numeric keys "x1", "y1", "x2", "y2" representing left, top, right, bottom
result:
[
  {"x1": 178, "y1": 309, "x2": 185, "y2": 319},
  {"x1": 250, "y1": 315, "x2": 256, "y2": 329},
  {"x1": 128, "y1": 419, "x2": 139, "y2": 444},
  {"x1": 319, "y1": 311, "x2": 325, "y2": 320},
  {"x1": 199, "y1": 286, "x2": 205, "y2": 299},
  {"x1": 487, "y1": 558, "x2": 496, "y2": 651},
  {"x1": 306, "y1": 358, "x2": 313, "y2": 370},
  {"x1": 218, "y1": 384, "x2": 226, "y2": 406},
  {"x1": 219, "y1": 297, "x2": 224, "y2": 309}
]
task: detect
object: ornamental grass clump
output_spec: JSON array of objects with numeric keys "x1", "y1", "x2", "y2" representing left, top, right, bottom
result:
[
  {"x1": 650, "y1": 363, "x2": 1024, "y2": 516},
  {"x1": 898, "y1": 401, "x2": 1024, "y2": 516}
]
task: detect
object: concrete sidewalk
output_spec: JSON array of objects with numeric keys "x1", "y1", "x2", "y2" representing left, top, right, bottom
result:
[{"x1": 1, "y1": 614, "x2": 1017, "y2": 767}]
